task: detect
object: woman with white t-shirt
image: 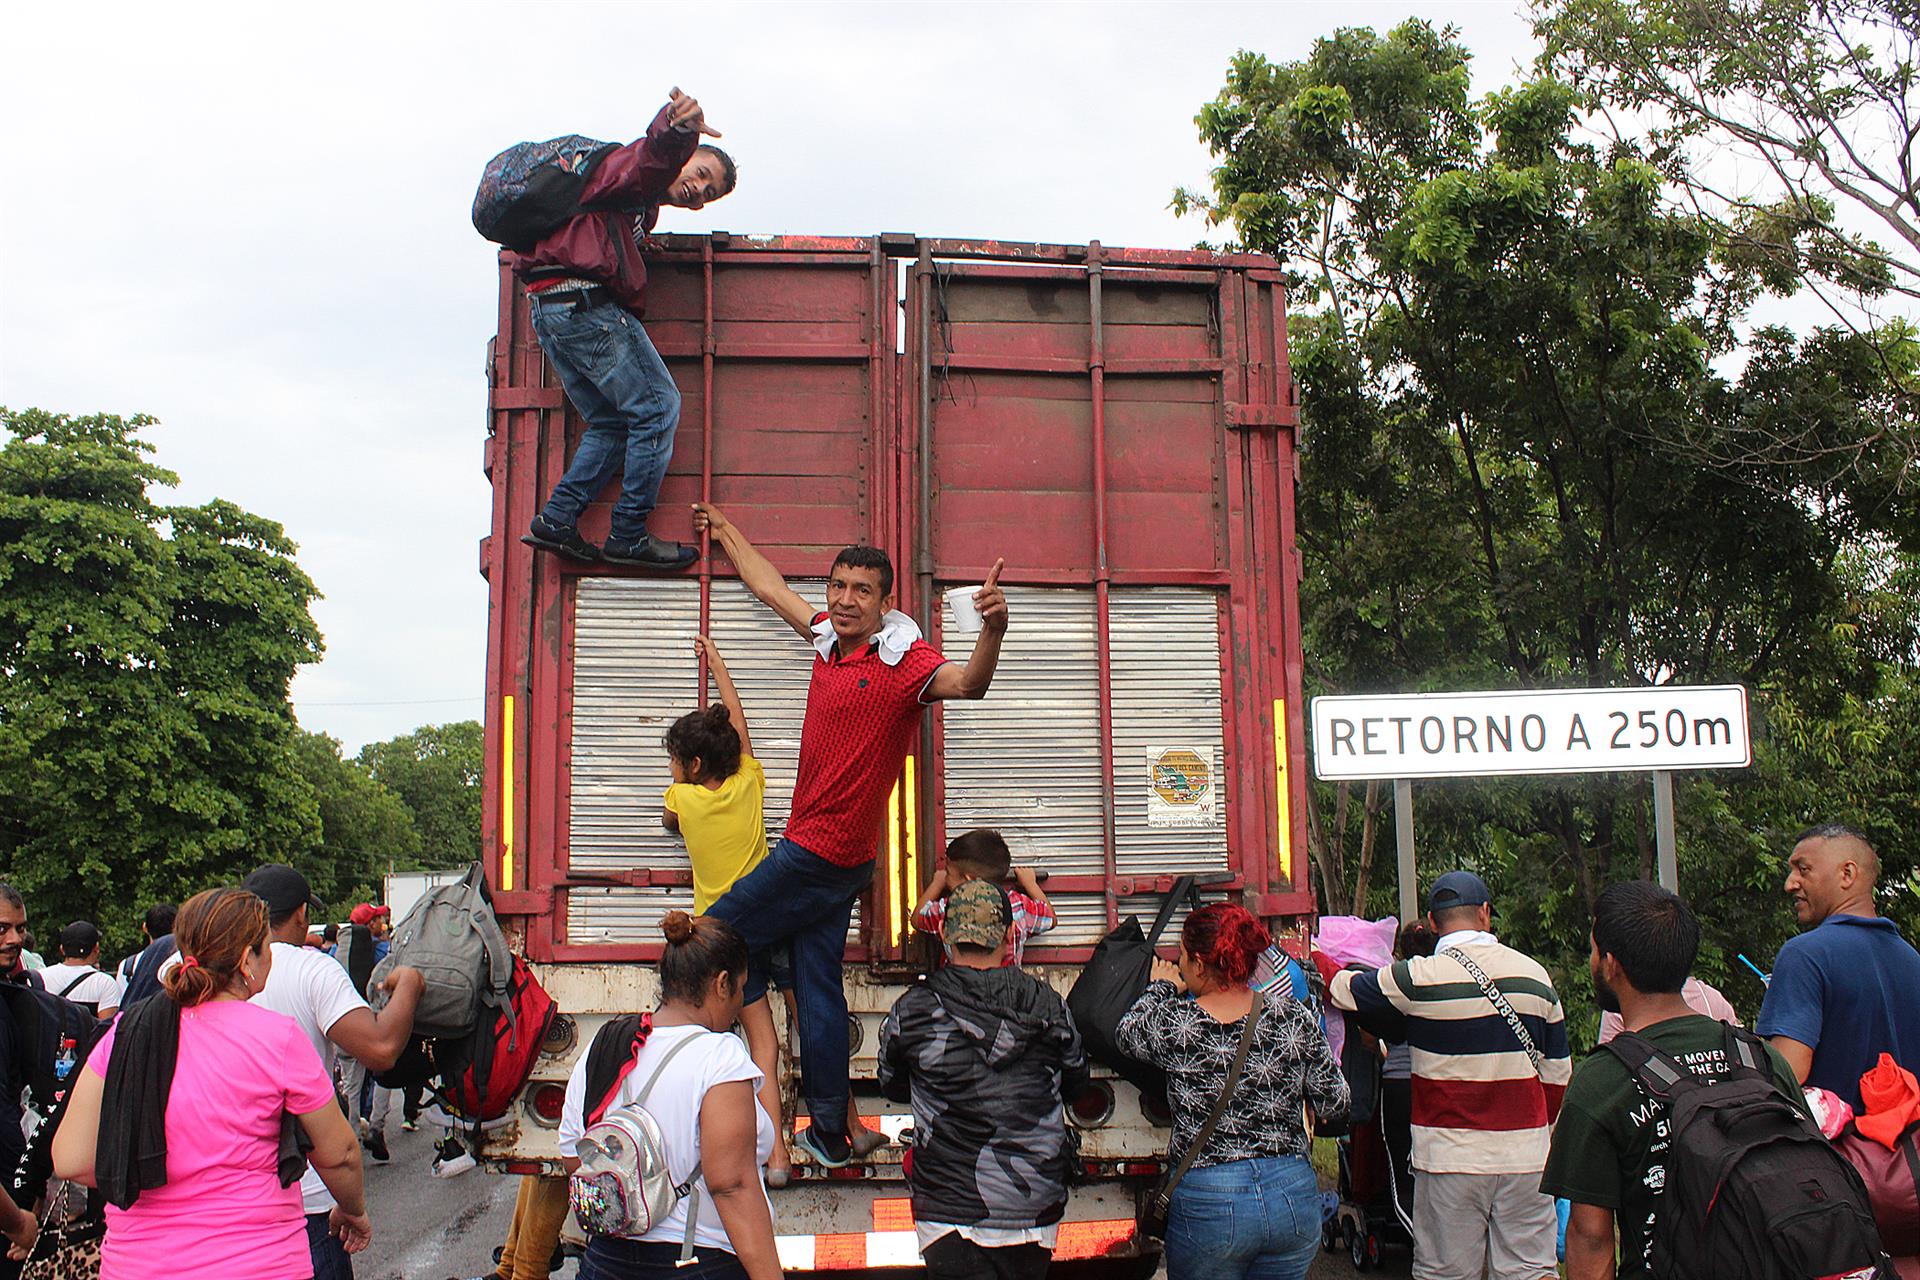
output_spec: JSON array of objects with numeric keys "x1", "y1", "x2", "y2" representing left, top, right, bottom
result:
[{"x1": 559, "y1": 912, "x2": 779, "y2": 1280}]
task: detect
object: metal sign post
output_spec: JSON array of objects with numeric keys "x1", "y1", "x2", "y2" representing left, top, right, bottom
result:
[
  {"x1": 1652, "y1": 769, "x2": 1679, "y2": 892},
  {"x1": 1394, "y1": 779, "x2": 1417, "y2": 923},
  {"x1": 1311, "y1": 686, "x2": 1752, "y2": 912}
]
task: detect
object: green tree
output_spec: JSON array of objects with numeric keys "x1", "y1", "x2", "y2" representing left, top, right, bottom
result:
[
  {"x1": 359, "y1": 721, "x2": 482, "y2": 869},
  {"x1": 1531, "y1": 0, "x2": 1920, "y2": 493},
  {"x1": 0, "y1": 409, "x2": 323, "y2": 954},
  {"x1": 1532, "y1": 0, "x2": 1915, "y2": 302},
  {"x1": 291, "y1": 730, "x2": 421, "y2": 914},
  {"x1": 1182, "y1": 26, "x2": 1920, "y2": 1030}
]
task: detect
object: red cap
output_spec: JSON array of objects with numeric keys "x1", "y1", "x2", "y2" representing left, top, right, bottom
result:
[{"x1": 349, "y1": 903, "x2": 389, "y2": 926}]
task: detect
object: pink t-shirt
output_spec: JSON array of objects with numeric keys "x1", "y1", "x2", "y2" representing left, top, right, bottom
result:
[{"x1": 87, "y1": 999, "x2": 337, "y2": 1280}]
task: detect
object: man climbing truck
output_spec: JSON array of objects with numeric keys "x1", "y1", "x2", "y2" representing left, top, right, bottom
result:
[{"x1": 474, "y1": 232, "x2": 1310, "y2": 1272}]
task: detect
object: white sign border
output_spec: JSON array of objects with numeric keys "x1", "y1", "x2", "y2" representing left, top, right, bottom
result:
[{"x1": 1309, "y1": 685, "x2": 1752, "y2": 781}]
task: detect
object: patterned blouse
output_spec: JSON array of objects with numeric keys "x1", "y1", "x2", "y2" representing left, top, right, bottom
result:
[{"x1": 1116, "y1": 980, "x2": 1350, "y2": 1169}]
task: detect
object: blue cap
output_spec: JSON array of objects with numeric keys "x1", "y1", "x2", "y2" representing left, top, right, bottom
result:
[{"x1": 1428, "y1": 871, "x2": 1492, "y2": 914}]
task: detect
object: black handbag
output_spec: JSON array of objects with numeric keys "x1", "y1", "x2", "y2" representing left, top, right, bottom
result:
[
  {"x1": 1066, "y1": 876, "x2": 1200, "y2": 1103},
  {"x1": 1142, "y1": 1000, "x2": 1264, "y2": 1240}
]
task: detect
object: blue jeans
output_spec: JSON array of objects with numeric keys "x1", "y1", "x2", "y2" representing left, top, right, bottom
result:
[
  {"x1": 306, "y1": 1211, "x2": 355, "y2": 1280},
  {"x1": 1163, "y1": 1155, "x2": 1321, "y2": 1280},
  {"x1": 529, "y1": 294, "x2": 681, "y2": 545},
  {"x1": 704, "y1": 838, "x2": 872, "y2": 1139}
]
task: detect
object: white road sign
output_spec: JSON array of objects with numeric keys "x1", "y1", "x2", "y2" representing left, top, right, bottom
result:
[{"x1": 1311, "y1": 686, "x2": 1751, "y2": 780}]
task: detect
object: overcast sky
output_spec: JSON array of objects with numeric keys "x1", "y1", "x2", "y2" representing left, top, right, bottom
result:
[{"x1": 1, "y1": 0, "x2": 1542, "y2": 750}]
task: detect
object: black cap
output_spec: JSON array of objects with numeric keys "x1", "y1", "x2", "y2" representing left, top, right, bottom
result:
[
  {"x1": 58, "y1": 921, "x2": 100, "y2": 958},
  {"x1": 1428, "y1": 870, "x2": 1493, "y2": 914},
  {"x1": 243, "y1": 864, "x2": 325, "y2": 919}
]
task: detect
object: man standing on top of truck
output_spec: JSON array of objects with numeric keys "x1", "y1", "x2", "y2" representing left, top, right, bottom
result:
[
  {"x1": 690, "y1": 501, "x2": 1010, "y2": 1168},
  {"x1": 513, "y1": 89, "x2": 737, "y2": 572}
]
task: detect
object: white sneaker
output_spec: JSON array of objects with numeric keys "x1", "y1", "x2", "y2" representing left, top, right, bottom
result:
[{"x1": 431, "y1": 1151, "x2": 477, "y2": 1179}]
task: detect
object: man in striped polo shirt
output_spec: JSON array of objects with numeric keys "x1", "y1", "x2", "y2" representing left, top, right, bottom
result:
[{"x1": 1332, "y1": 872, "x2": 1571, "y2": 1280}]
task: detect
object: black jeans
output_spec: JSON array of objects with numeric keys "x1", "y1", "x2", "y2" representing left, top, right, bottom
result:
[
  {"x1": 580, "y1": 1237, "x2": 748, "y2": 1280},
  {"x1": 920, "y1": 1232, "x2": 1052, "y2": 1280}
]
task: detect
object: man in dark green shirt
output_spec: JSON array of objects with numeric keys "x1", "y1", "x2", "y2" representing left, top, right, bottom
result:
[{"x1": 1541, "y1": 881, "x2": 1806, "y2": 1280}]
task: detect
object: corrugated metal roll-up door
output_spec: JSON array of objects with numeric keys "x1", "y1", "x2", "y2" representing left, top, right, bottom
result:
[
  {"x1": 568, "y1": 887, "x2": 864, "y2": 947},
  {"x1": 1110, "y1": 587, "x2": 1231, "y2": 878},
  {"x1": 705, "y1": 579, "x2": 826, "y2": 842},
  {"x1": 939, "y1": 587, "x2": 1105, "y2": 875},
  {"x1": 570, "y1": 577, "x2": 857, "y2": 944},
  {"x1": 570, "y1": 578, "x2": 702, "y2": 875}
]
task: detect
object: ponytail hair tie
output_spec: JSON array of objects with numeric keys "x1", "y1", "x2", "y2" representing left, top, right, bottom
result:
[{"x1": 181, "y1": 956, "x2": 200, "y2": 969}]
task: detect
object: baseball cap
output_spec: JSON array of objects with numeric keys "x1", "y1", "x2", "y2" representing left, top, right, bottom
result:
[
  {"x1": 243, "y1": 864, "x2": 326, "y2": 919},
  {"x1": 1428, "y1": 870, "x2": 1493, "y2": 914},
  {"x1": 942, "y1": 879, "x2": 1011, "y2": 949},
  {"x1": 348, "y1": 902, "x2": 390, "y2": 927},
  {"x1": 59, "y1": 921, "x2": 100, "y2": 957}
]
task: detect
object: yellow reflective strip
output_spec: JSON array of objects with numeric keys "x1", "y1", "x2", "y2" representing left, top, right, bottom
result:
[
  {"x1": 1274, "y1": 699, "x2": 1291, "y2": 884},
  {"x1": 903, "y1": 755, "x2": 919, "y2": 945},
  {"x1": 501, "y1": 695, "x2": 516, "y2": 892},
  {"x1": 886, "y1": 781, "x2": 903, "y2": 944}
]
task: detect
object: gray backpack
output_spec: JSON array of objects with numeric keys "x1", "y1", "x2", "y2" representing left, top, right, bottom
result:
[{"x1": 370, "y1": 862, "x2": 512, "y2": 1040}]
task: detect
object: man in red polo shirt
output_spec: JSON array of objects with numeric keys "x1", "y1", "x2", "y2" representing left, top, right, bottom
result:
[{"x1": 691, "y1": 502, "x2": 1010, "y2": 1168}]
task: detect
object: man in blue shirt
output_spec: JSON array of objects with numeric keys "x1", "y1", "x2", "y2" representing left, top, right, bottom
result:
[{"x1": 1757, "y1": 822, "x2": 1920, "y2": 1110}]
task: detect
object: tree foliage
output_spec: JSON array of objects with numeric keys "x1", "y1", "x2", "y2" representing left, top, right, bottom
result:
[
  {"x1": 0, "y1": 409, "x2": 324, "y2": 954},
  {"x1": 291, "y1": 730, "x2": 421, "y2": 915},
  {"x1": 1182, "y1": 25, "x2": 1920, "y2": 1038},
  {"x1": 1531, "y1": 0, "x2": 1920, "y2": 491},
  {"x1": 358, "y1": 721, "x2": 483, "y2": 870}
]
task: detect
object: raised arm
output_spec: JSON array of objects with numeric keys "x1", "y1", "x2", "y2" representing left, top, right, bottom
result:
[
  {"x1": 696, "y1": 635, "x2": 752, "y2": 758},
  {"x1": 924, "y1": 558, "x2": 1009, "y2": 702},
  {"x1": 692, "y1": 503, "x2": 815, "y2": 639}
]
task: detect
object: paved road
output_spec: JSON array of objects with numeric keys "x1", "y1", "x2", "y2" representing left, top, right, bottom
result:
[{"x1": 355, "y1": 1123, "x2": 1411, "y2": 1279}]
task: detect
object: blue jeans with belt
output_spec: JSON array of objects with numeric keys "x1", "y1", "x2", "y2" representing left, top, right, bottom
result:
[
  {"x1": 529, "y1": 292, "x2": 681, "y2": 545},
  {"x1": 704, "y1": 838, "x2": 872, "y2": 1141},
  {"x1": 1163, "y1": 1154, "x2": 1321, "y2": 1280}
]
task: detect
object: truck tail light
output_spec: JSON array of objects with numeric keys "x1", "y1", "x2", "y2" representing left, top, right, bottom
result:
[
  {"x1": 526, "y1": 1083, "x2": 567, "y2": 1127},
  {"x1": 1068, "y1": 1081, "x2": 1115, "y2": 1128},
  {"x1": 1139, "y1": 1091, "x2": 1172, "y2": 1127}
]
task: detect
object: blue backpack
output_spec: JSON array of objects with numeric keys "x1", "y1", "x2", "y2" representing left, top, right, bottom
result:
[{"x1": 472, "y1": 135, "x2": 619, "y2": 251}]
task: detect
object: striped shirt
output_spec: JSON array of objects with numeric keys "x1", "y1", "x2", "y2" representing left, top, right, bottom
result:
[{"x1": 1330, "y1": 930, "x2": 1571, "y2": 1175}]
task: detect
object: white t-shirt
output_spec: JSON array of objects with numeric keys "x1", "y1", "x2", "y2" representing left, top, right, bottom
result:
[
  {"x1": 253, "y1": 941, "x2": 368, "y2": 1214},
  {"x1": 43, "y1": 964, "x2": 119, "y2": 1012},
  {"x1": 558, "y1": 1023, "x2": 774, "y2": 1253}
]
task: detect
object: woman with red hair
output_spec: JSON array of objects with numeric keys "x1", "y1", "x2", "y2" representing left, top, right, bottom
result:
[{"x1": 1117, "y1": 902, "x2": 1348, "y2": 1280}]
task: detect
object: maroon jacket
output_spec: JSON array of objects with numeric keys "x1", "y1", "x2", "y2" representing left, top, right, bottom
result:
[{"x1": 504, "y1": 101, "x2": 698, "y2": 316}]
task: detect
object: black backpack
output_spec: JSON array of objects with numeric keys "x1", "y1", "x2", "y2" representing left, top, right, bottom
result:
[
  {"x1": 471, "y1": 135, "x2": 621, "y2": 251},
  {"x1": 1605, "y1": 1025, "x2": 1893, "y2": 1280}
]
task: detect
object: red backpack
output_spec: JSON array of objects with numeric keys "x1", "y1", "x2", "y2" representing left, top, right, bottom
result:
[
  {"x1": 441, "y1": 954, "x2": 556, "y2": 1123},
  {"x1": 1835, "y1": 1116, "x2": 1920, "y2": 1260}
]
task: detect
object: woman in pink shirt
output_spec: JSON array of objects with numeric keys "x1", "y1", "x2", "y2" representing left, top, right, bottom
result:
[{"x1": 51, "y1": 887, "x2": 369, "y2": 1279}]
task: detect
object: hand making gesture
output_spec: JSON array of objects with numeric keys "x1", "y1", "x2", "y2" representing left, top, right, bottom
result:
[
  {"x1": 973, "y1": 558, "x2": 1008, "y2": 633},
  {"x1": 667, "y1": 87, "x2": 723, "y2": 138}
]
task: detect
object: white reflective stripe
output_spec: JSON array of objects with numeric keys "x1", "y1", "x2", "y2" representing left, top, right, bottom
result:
[
  {"x1": 774, "y1": 1235, "x2": 816, "y2": 1270},
  {"x1": 864, "y1": 1231, "x2": 921, "y2": 1267}
]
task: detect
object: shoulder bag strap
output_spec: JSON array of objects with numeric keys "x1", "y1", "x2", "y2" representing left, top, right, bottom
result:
[
  {"x1": 1152, "y1": 1000, "x2": 1264, "y2": 1215},
  {"x1": 1442, "y1": 947, "x2": 1544, "y2": 1078},
  {"x1": 630, "y1": 1031, "x2": 710, "y2": 1267},
  {"x1": 1145, "y1": 876, "x2": 1199, "y2": 948}
]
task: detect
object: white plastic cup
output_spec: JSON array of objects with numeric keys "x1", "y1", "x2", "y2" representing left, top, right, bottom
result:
[{"x1": 945, "y1": 584, "x2": 985, "y2": 634}]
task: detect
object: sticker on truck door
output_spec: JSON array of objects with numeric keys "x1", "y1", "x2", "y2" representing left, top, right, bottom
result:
[{"x1": 1148, "y1": 747, "x2": 1218, "y2": 828}]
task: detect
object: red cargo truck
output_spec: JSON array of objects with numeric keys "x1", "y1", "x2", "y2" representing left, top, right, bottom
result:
[{"x1": 476, "y1": 233, "x2": 1310, "y2": 1271}]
